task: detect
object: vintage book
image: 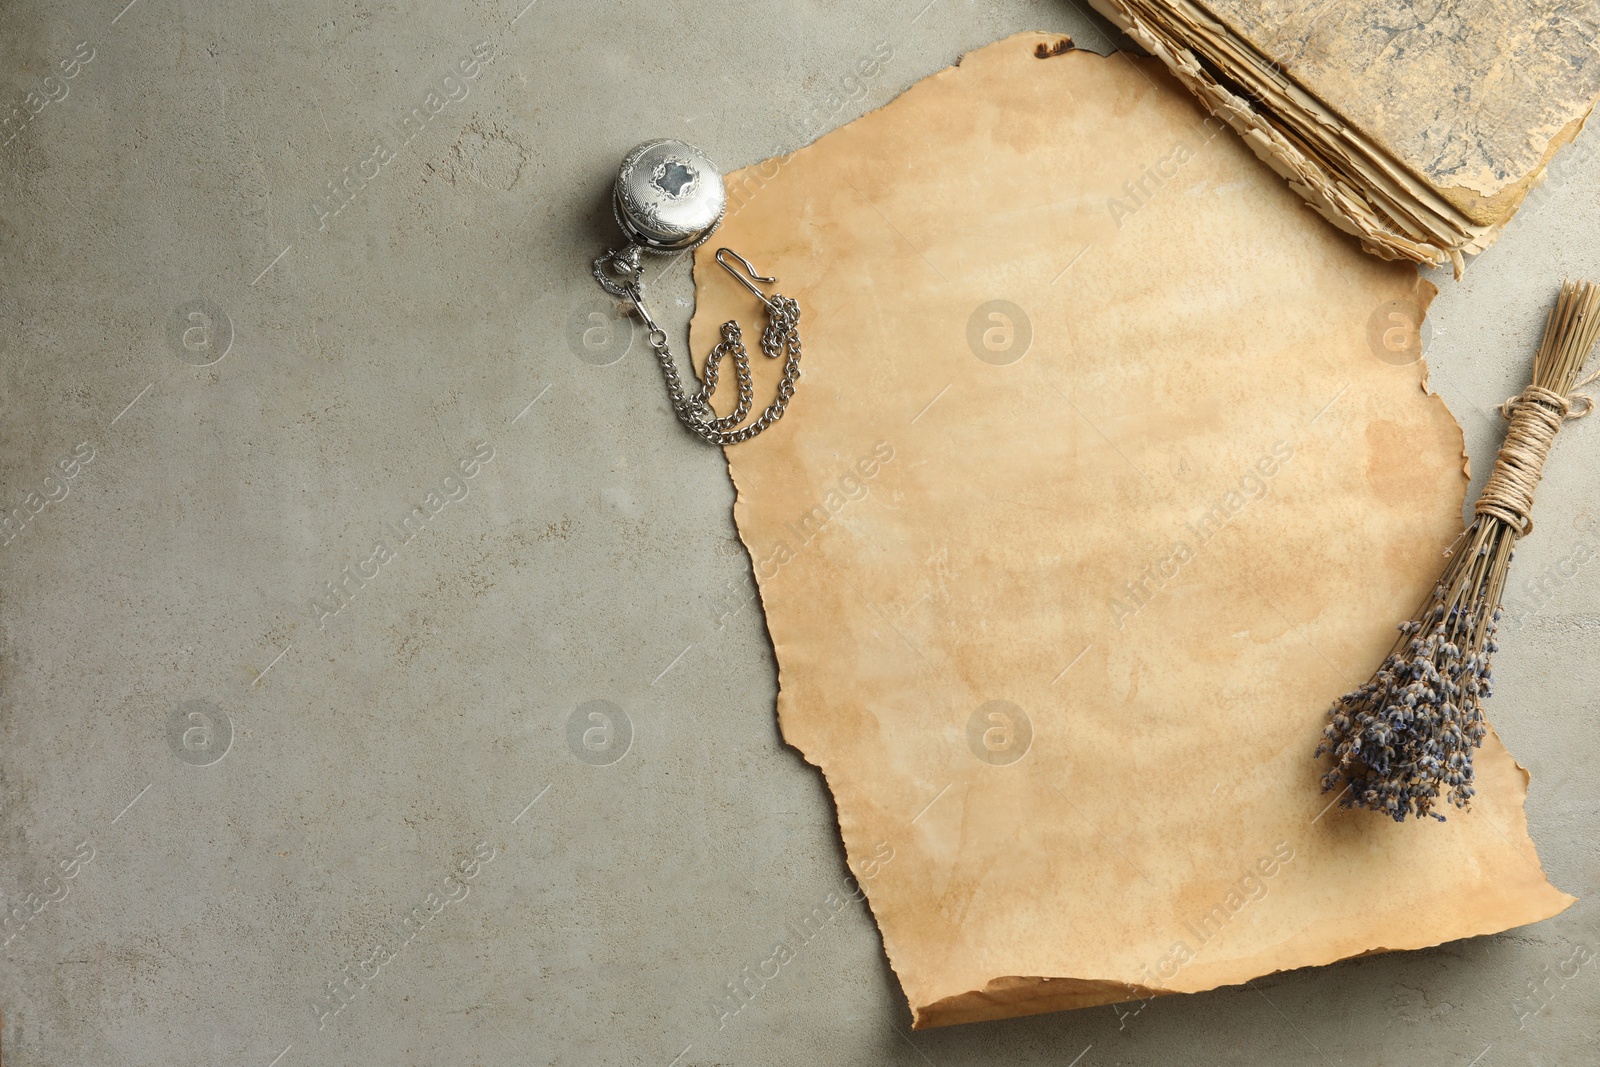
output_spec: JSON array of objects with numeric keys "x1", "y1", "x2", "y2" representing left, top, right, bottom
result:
[
  {"x1": 1087, "y1": 0, "x2": 1600, "y2": 274},
  {"x1": 691, "y1": 32, "x2": 1572, "y2": 1028}
]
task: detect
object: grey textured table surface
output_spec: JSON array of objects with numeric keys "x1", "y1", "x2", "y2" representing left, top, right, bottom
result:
[{"x1": 3, "y1": 1, "x2": 1600, "y2": 1065}]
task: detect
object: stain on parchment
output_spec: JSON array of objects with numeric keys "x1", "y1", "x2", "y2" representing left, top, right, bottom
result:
[{"x1": 1366, "y1": 418, "x2": 1442, "y2": 506}]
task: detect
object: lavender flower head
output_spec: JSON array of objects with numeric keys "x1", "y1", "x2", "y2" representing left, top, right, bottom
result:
[{"x1": 1315, "y1": 547, "x2": 1502, "y2": 822}]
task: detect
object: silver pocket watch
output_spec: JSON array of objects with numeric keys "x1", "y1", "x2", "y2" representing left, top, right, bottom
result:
[{"x1": 593, "y1": 139, "x2": 802, "y2": 445}]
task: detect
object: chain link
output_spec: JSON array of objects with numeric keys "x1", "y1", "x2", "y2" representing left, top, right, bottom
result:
[{"x1": 594, "y1": 248, "x2": 802, "y2": 446}]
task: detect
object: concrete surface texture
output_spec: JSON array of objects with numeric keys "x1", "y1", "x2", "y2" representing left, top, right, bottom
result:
[{"x1": 1, "y1": 0, "x2": 1598, "y2": 1065}]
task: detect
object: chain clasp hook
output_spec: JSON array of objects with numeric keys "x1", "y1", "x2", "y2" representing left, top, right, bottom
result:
[{"x1": 716, "y1": 248, "x2": 779, "y2": 312}]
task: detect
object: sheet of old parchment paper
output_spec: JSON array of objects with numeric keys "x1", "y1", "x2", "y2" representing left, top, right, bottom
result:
[{"x1": 688, "y1": 33, "x2": 1574, "y2": 1028}]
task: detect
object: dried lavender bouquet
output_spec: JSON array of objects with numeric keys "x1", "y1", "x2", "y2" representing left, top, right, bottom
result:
[{"x1": 1318, "y1": 280, "x2": 1600, "y2": 822}]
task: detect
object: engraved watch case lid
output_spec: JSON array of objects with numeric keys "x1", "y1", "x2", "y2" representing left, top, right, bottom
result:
[{"x1": 612, "y1": 139, "x2": 726, "y2": 252}]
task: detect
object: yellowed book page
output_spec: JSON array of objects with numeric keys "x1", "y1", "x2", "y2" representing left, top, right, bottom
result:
[
  {"x1": 688, "y1": 32, "x2": 1573, "y2": 1029},
  {"x1": 1199, "y1": 0, "x2": 1600, "y2": 217}
]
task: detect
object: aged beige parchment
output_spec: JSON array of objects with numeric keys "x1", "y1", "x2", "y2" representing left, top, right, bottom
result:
[{"x1": 688, "y1": 34, "x2": 1573, "y2": 1028}]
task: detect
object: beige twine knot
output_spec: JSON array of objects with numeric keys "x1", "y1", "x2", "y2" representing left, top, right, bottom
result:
[{"x1": 1476, "y1": 384, "x2": 1594, "y2": 536}]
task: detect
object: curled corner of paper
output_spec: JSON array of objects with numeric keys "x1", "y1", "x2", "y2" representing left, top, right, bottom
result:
[{"x1": 914, "y1": 976, "x2": 1175, "y2": 1030}]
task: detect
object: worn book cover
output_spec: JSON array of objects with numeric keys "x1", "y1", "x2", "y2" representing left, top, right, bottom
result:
[{"x1": 1088, "y1": 0, "x2": 1600, "y2": 272}]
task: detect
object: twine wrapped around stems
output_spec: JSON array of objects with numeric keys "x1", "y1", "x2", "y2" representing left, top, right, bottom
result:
[{"x1": 1316, "y1": 280, "x2": 1600, "y2": 822}]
